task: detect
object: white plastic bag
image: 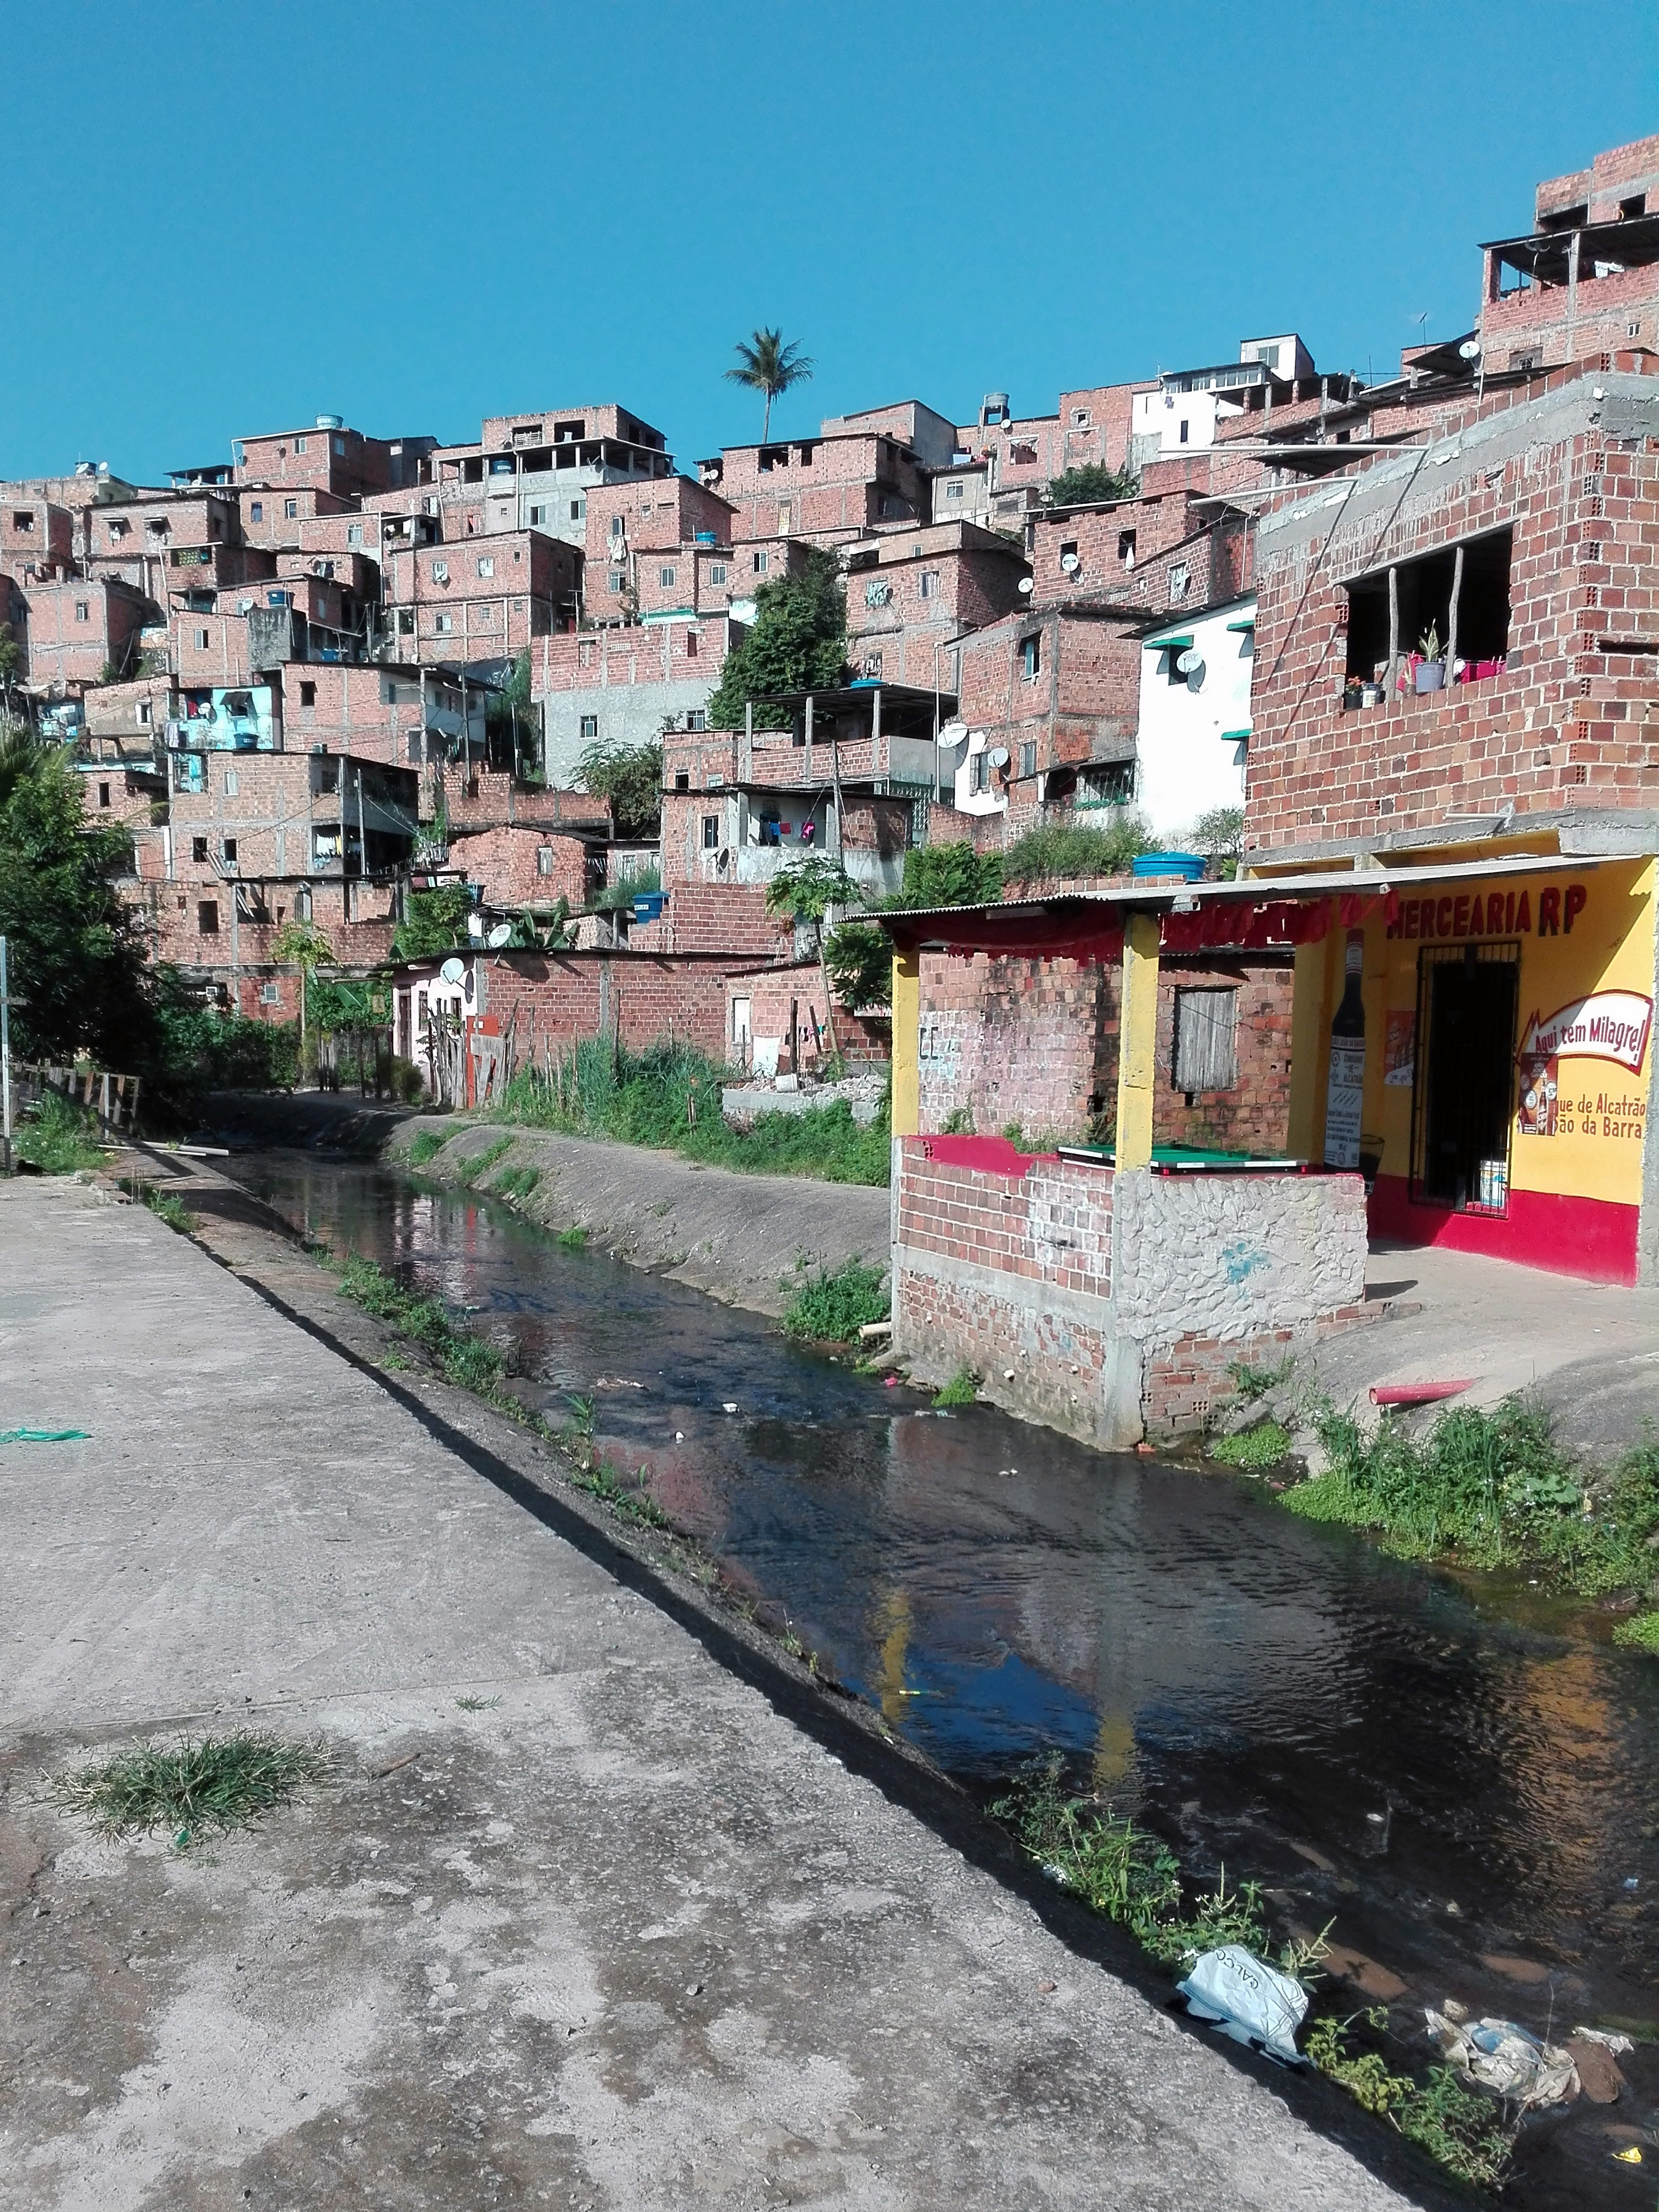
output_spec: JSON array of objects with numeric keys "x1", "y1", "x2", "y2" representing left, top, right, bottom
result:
[{"x1": 1178, "y1": 1945, "x2": 1309, "y2": 2065}]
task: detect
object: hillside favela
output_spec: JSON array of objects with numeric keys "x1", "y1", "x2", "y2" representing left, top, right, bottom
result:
[{"x1": 9, "y1": 56, "x2": 1659, "y2": 2212}]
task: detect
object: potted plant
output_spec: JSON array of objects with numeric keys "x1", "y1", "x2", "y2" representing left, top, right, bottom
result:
[{"x1": 1414, "y1": 622, "x2": 1446, "y2": 692}]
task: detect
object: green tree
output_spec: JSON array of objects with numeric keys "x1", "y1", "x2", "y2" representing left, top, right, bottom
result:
[
  {"x1": 0, "y1": 623, "x2": 22, "y2": 703},
  {"x1": 705, "y1": 549, "x2": 845, "y2": 730},
  {"x1": 765, "y1": 855, "x2": 863, "y2": 1057},
  {"x1": 577, "y1": 737, "x2": 663, "y2": 839},
  {"x1": 882, "y1": 841, "x2": 1003, "y2": 910},
  {"x1": 725, "y1": 328, "x2": 814, "y2": 441},
  {"x1": 1045, "y1": 464, "x2": 1140, "y2": 507},
  {"x1": 0, "y1": 744, "x2": 149, "y2": 1066},
  {"x1": 485, "y1": 650, "x2": 537, "y2": 778},
  {"x1": 271, "y1": 917, "x2": 337, "y2": 1051},
  {"x1": 823, "y1": 921, "x2": 893, "y2": 1010},
  {"x1": 1190, "y1": 804, "x2": 1245, "y2": 879},
  {"x1": 390, "y1": 887, "x2": 472, "y2": 962}
]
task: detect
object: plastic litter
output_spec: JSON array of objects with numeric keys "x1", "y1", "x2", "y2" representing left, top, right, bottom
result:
[
  {"x1": 1425, "y1": 2010, "x2": 1579, "y2": 2108},
  {"x1": 1178, "y1": 1946, "x2": 1309, "y2": 2066},
  {"x1": 1613, "y1": 2145, "x2": 1644, "y2": 2164},
  {"x1": 0, "y1": 1428, "x2": 91, "y2": 1444}
]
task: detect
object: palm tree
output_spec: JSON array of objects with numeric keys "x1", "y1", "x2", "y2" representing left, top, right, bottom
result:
[{"x1": 726, "y1": 328, "x2": 814, "y2": 442}]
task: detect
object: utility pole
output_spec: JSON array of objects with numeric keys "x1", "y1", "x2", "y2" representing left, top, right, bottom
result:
[{"x1": 1, "y1": 935, "x2": 13, "y2": 1177}]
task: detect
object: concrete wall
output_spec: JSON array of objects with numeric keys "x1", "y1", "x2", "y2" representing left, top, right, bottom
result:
[
  {"x1": 1134, "y1": 598, "x2": 1253, "y2": 841},
  {"x1": 890, "y1": 1137, "x2": 1368, "y2": 1446}
]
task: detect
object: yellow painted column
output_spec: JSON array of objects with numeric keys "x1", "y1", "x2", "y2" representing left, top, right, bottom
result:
[
  {"x1": 891, "y1": 945, "x2": 921, "y2": 1136},
  {"x1": 1287, "y1": 909, "x2": 1340, "y2": 1161},
  {"x1": 1115, "y1": 911, "x2": 1159, "y2": 1168}
]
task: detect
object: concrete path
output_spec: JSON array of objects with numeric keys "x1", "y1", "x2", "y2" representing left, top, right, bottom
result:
[
  {"x1": 0, "y1": 1174, "x2": 1431, "y2": 2211},
  {"x1": 1300, "y1": 1239, "x2": 1659, "y2": 1457}
]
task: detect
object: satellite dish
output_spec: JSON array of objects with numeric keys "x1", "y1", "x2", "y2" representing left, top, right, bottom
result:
[
  {"x1": 1017, "y1": 576, "x2": 1035, "y2": 594},
  {"x1": 439, "y1": 956, "x2": 465, "y2": 984},
  {"x1": 1177, "y1": 648, "x2": 1205, "y2": 677},
  {"x1": 1458, "y1": 339, "x2": 1483, "y2": 361},
  {"x1": 988, "y1": 745, "x2": 1011, "y2": 769},
  {"x1": 937, "y1": 719, "x2": 968, "y2": 748},
  {"x1": 1059, "y1": 551, "x2": 1080, "y2": 573},
  {"x1": 486, "y1": 923, "x2": 513, "y2": 949}
]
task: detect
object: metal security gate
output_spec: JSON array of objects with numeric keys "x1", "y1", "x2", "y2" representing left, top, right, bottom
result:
[{"x1": 1410, "y1": 942, "x2": 1521, "y2": 1211}]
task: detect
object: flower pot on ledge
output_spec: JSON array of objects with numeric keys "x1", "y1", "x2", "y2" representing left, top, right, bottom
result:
[{"x1": 1414, "y1": 659, "x2": 1446, "y2": 694}]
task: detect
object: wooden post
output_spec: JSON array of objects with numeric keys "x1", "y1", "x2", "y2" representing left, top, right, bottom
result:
[
  {"x1": 1445, "y1": 541, "x2": 1465, "y2": 680},
  {"x1": 891, "y1": 945, "x2": 921, "y2": 1136},
  {"x1": 1114, "y1": 912, "x2": 1159, "y2": 1169},
  {"x1": 1386, "y1": 564, "x2": 1399, "y2": 700}
]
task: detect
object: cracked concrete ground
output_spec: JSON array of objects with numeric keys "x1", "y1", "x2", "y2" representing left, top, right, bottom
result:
[{"x1": 0, "y1": 1174, "x2": 1431, "y2": 2210}]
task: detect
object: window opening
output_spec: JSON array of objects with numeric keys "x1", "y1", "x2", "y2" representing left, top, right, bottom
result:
[
  {"x1": 1344, "y1": 527, "x2": 1513, "y2": 686},
  {"x1": 1173, "y1": 988, "x2": 1238, "y2": 1094},
  {"x1": 702, "y1": 814, "x2": 721, "y2": 850}
]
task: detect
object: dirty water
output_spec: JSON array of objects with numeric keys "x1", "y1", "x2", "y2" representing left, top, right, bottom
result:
[{"x1": 230, "y1": 1150, "x2": 1659, "y2": 2209}]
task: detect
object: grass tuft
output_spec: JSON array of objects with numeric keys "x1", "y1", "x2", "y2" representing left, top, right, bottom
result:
[
  {"x1": 14, "y1": 1093, "x2": 105, "y2": 1175},
  {"x1": 1213, "y1": 1419, "x2": 1291, "y2": 1469},
  {"x1": 406, "y1": 1130, "x2": 451, "y2": 1168},
  {"x1": 337, "y1": 1254, "x2": 509, "y2": 1397},
  {"x1": 782, "y1": 1259, "x2": 889, "y2": 1342},
  {"x1": 1282, "y1": 1398, "x2": 1659, "y2": 1594},
  {"x1": 1305, "y1": 2013, "x2": 1513, "y2": 2191},
  {"x1": 932, "y1": 1365, "x2": 979, "y2": 1408},
  {"x1": 460, "y1": 1136, "x2": 515, "y2": 1186},
  {"x1": 1227, "y1": 1353, "x2": 1295, "y2": 1403},
  {"x1": 49, "y1": 1731, "x2": 330, "y2": 1848},
  {"x1": 557, "y1": 1224, "x2": 588, "y2": 1250},
  {"x1": 1613, "y1": 1608, "x2": 1659, "y2": 1654}
]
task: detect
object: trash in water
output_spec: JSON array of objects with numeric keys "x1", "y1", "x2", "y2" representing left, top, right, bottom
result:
[
  {"x1": 0, "y1": 1428, "x2": 91, "y2": 1444},
  {"x1": 1622, "y1": 1875, "x2": 1640, "y2": 1890},
  {"x1": 883, "y1": 1377, "x2": 898, "y2": 1389},
  {"x1": 673, "y1": 1431, "x2": 684, "y2": 1442},
  {"x1": 1573, "y1": 2026, "x2": 1635, "y2": 2053},
  {"x1": 1425, "y1": 2010, "x2": 1579, "y2": 2107},
  {"x1": 722, "y1": 1403, "x2": 738, "y2": 1414},
  {"x1": 1178, "y1": 1946, "x2": 1309, "y2": 2066},
  {"x1": 1612, "y1": 2144, "x2": 1644, "y2": 2164}
]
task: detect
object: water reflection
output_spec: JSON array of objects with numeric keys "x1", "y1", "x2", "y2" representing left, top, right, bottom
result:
[{"x1": 232, "y1": 1150, "x2": 1659, "y2": 2206}]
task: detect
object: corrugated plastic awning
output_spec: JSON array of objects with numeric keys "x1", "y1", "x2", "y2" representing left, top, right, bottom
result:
[
  {"x1": 878, "y1": 851, "x2": 1638, "y2": 961},
  {"x1": 1225, "y1": 617, "x2": 1256, "y2": 632},
  {"x1": 1142, "y1": 631, "x2": 1193, "y2": 651}
]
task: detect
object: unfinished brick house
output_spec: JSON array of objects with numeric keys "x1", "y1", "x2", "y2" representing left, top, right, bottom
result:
[
  {"x1": 1480, "y1": 135, "x2": 1659, "y2": 372},
  {"x1": 532, "y1": 617, "x2": 739, "y2": 783},
  {"x1": 130, "y1": 747, "x2": 419, "y2": 1018},
  {"x1": 380, "y1": 530, "x2": 582, "y2": 664},
  {"x1": 233, "y1": 418, "x2": 411, "y2": 502},
  {"x1": 841, "y1": 522, "x2": 1031, "y2": 691},
  {"x1": 699, "y1": 431, "x2": 929, "y2": 545},
  {"x1": 427, "y1": 405, "x2": 674, "y2": 546}
]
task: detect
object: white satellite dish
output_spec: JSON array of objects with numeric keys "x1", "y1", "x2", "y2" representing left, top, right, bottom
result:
[
  {"x1": 937, "y1": 719, "x2": 968, "y2": 749},
  {"x1": 439, "y1": 956, "x2": 466, "y2": 984},
  {"x1": 988, "y1": 745, "x2": 1011, "y2": 768},
  {"x1": 1017, "y1": 576, "x2": 1035, "y2": 594},
  {"x1": 1177, "y1": 648, "x2": 1205, "y2": 677},
  {"x1": 1059, "y1": 551, "x2": 1080, "y2": 573},
  {"x1": 486, "y1": 923, "x2": 513, "y2": 949},
  {"x1": 1458, "y1": 339, "x2": 1483, "y2": 361}
]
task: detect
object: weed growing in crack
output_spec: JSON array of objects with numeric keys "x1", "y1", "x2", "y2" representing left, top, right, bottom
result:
[
  {"x1": 557, "y1": 1224, "x2": 588, "y2": 1250},
  {"x1": 1304, "y1": 2013, "x2": 1513, "y2": 2190},
  {"x1": 455, "y1": 1695, "x2": 502, "y2": 1712},
  {"x1": 50, "y1": 1732, "x2": 331, "y2": 1849},
  {"x1": 406, "y1": 1130, "x2": 452, "y2": 1168},
  {"x1": 1212, "y1": 1419, "x2": 1290, "y2": 1469},
  {"x1": 932, "y1": 1365, "x2": 978, "y2": 1408},
  {"x1": 781, "y1": 1259, "x2": 888, "y2": 1343}
]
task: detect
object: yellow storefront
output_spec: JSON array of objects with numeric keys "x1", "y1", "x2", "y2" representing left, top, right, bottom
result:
[{"x1": 1292, "y1": 853, "x2": 1657, "y2": 1283}]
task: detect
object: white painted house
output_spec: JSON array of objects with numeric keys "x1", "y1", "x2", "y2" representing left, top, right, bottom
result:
[{"x1": 1133, "y1": 596, "x2": 1253, "y2": 842}]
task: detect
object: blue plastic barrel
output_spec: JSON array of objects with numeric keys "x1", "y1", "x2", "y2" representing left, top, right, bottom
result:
[{"x1": 1131, "y1": 851, "x2": 1206, "y2": 881}]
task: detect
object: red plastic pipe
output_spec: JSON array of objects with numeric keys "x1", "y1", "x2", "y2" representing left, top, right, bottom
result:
[{"x1": 1369, "y1": 1380, "x2": 1474, "y2": 1408}]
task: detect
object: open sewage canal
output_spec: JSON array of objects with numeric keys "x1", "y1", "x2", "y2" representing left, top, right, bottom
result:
[{"x1": 231, "y1": 1148, "x2": 1659, "y2": 2206}]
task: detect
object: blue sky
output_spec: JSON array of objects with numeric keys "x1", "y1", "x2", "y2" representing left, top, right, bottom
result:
[{"x1": 2, "y1": 2, "x2": 1653, "y2": 485}]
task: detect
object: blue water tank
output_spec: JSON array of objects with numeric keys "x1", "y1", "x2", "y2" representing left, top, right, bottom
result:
[
  {"x1": 632, "y1": 891, "x2": 667, "y2": 924},
  {"x1": 1131, "y1": 851, "x2": 1206, "y2": 881}
]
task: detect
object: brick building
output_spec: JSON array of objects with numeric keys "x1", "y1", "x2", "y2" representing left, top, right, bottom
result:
[
  {"x1": 532, "y1": 616, "x2": 739, "y2": 782},
  {"x1": 841, "y1": 521, "x2": 1030, "y2": 691},
  {"x1": 1480, "y1": 136, "x2": 1659, "y2": 372},
  {"x1": 233, "y1": 418, "x2": 417, "y2": 502},
  {"x1": 381, "y1": 529, "x2": 582, "y2": 665},
  {"x1": 699, "y1": 432, "x2": 929, "y2": 545}
]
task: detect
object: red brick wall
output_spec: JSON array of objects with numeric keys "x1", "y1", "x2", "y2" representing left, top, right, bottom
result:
[
  {"x1": 916, "y1": 950, "x2": 1293, "y2": 1150},
  {"x1": 448, "y1": 826, "x2": 589, "y2": 907},
  {"x1": 471, "y1": 949, "x2": 736, "y2": 1062},
  {"x1": 630, "y1": 883, "x2": 795, "y2": 956},
  {"x1": 1246, "y1": 400, "x2": 1659, "y2": 855}
]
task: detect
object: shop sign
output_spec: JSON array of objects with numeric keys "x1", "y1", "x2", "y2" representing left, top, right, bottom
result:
[
  {"x1": 1386, "y1": 883, "x2": 1588, "y2": 942},
  {"x1": 1519, "y1": 990, "x2": 1652, "y2": 1074}
]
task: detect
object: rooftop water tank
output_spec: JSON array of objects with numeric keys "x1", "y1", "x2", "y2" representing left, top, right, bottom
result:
[{"x1": 315, "y1": 413, "x2": 344, "y2": 431}]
